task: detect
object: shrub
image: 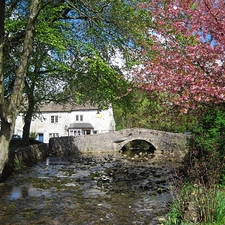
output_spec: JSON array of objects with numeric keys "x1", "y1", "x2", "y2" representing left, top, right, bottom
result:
[
  {"x1": 166, "y1": 105, "x2": 225, "y2": 224},
  {"x1": 184, "y1": 106, "x2": 225, "y2": 187},
  {"x1": 30, "y1": 132, "x2": 38, "y2": 139}
]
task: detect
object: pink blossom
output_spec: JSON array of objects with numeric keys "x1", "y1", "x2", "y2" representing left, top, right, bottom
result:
[{"x1": 136, "y1": 0, "x2": 225, "y2": 109}]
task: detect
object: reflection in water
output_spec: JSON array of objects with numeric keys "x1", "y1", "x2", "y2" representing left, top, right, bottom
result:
[
  {"x1": 8, "y1": 186, "x2": 22, "y2": 200},
  {"x1": 8, "y1": 186, "x2": 29, "y2": 200},
  {"x1": 7, "y1": 184, "x2": 53, "y2": 200}
]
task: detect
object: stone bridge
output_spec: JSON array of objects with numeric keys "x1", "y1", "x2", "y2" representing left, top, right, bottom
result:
[{"x1": 49, "y1": 128, "x2": 188, "y2": 160}]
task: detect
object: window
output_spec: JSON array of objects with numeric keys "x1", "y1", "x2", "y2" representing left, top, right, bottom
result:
[
  {"x1": 75, "y1": 115, "x2": 83, "y2": 121},
  {"x1": 51, "y1": 115, "x2": 58, "y2": 123},
  {"x1": 49, "y1": 133, "x2": 59, "y2": 138},
  {"x1": 69, "y1": 129, "x2": 82, "y2": 136}
]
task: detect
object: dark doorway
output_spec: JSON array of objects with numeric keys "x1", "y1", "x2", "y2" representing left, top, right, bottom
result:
[{"x1": 84, "y1": 130, "x2": 91, "y2": 135}]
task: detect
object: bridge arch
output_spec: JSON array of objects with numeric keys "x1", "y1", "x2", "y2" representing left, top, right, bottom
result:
[{"x1": 119, "y1": 138, "x2": 156, "y2": 153}]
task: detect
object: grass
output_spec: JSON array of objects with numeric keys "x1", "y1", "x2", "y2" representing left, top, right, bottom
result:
[
  {"x1": 165, "y1": 185, "x2": 225, "y2": 225},
  {"x1": 214, "y1": 189, "x2": 225, "y2": 223}
]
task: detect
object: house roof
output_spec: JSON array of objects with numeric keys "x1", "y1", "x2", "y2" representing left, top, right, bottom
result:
[
  {"x1": 69, "y1": 123, "x2": 94, "y2": 129},
  {"x1": 40, "y1": 102, "x2": 98, "y2": 112}
]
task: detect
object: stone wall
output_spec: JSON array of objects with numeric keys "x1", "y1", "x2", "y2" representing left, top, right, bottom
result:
[
  {"x1": 48, "y1": 133, "x2": 121, "y2": 156},
  {"x1": 0, "y1": 143, "x2": 48, "y2": 181},
  {"x1": 49, "y1": 136, "x2": 79, "y2": 156},
  {"x1": 49, "y1": 132, "x2": 127, "y2": 156}
]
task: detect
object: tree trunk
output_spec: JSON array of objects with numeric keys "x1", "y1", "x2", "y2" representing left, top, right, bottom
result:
[
  {"x1": 0, "y1": 0, "x2": 9, "y2": 175},
  {"x1": 0, "y1": 0, "x2": 41, "y2": 175},
  {"x1": 22, "y1": 98, "x2": 35, "y2": 144},
  {"x1": 23, "y1": 114, "x2": 33, "y2": 144}
]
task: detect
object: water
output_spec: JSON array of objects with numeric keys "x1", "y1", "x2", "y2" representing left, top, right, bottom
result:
[{"x1": 0, "y1": 152, "x2": 178, "y2": 225}]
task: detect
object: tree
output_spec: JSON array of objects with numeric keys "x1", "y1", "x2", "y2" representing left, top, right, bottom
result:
[
  {"x1": 0, "y1": 0, "x2": 42, "y2": 175},
  {"x1": 133, "y1": 2, "x2": 225, "y2": 222},
  {"x1": 0, "y1": 0, "x2": 151, "y2": 175},
  {"x1": 136, "y1": 0, "x2": 225, "y2": 111},
  {"x1": 113, "y1": 89, "x2": 197, "y2": 132},
  {"x1": 7, "y1": 0, "x2": 147, "y2": 143}
]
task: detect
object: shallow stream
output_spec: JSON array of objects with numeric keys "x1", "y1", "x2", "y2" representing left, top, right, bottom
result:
[{"x1": 0, "y1": 152, "x2": 178, "y2": 225}]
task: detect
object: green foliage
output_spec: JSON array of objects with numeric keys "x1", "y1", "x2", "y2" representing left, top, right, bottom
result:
[
  {"x1": 62, "y1": 47, "x2": 136, "y2": 110},
  {"x1": 165, "y1": 201, "x2": 182, "y2": 225},
  {"x1": 30, "y1": 132, "x2": 38, "y2": 139},
  {"x1": 166, "y1": 183, "x2": 193, "y2": 225},
  {"x1": 113, "y1": 90, "x2": 197, "y2": 132},
  {"x1": 186, "y1": 105, "x2": 225, "y2": 186},
  {"x1": 36, "y1": 3, "x2": 69, "y2": 53},
  {"x1": 166, "y1": 104, "x2": 225, "y2": 225},
  {"x1": 220, "y1": 168, "x2": 225, "y2": 187},
  {"x1": 13, "y1": 155, "x2": 24, "y2": 170},
  {"x1": 3, "y1": 0, "x2": 153, "y2": 141},
  {"x1": 191, "y1": 107, "x2": 225, "y2": 152},
  {"x1": 214, "y1": 190, "x2": 225, "y2": 223},
  {"x1": 166, "y1": 184, "x2": 225, "y2": 225}
]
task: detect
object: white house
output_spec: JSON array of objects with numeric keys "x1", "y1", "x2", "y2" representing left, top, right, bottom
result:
[{"x1": 14, "y1": 102, "x2": 116, "y2": 143}]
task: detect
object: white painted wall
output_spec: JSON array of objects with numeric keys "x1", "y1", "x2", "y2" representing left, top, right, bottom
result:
[{"x1": 14, "y1": 106, "x2": 115, "y2": 143}]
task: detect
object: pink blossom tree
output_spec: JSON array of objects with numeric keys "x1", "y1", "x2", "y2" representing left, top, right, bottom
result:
[{"x1": 136, "y1": 0, "x2": 225, "y2": 112}]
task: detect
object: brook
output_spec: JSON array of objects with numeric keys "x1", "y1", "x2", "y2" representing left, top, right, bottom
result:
[{"x1": 0, "y1": 151, "x2": 180, "y2": 225}]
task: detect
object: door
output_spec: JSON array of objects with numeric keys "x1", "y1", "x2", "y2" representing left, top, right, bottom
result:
[
  {"x1": 84, "y1": 130, "x2": 91, "y2": 135},
  {"x1": 38, "y1": 133, "x2": 44, "y2": 142}
]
